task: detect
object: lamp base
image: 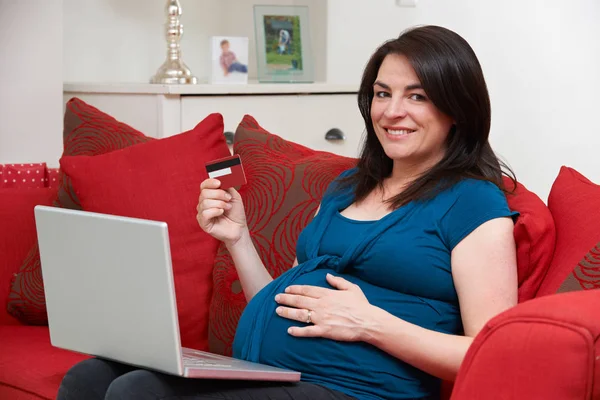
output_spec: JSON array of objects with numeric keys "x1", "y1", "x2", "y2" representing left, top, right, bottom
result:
[{"x1": 150, "y1": 60, "x2": 197, "y2": 84}]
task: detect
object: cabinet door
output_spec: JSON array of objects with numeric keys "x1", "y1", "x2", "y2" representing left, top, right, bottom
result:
[{"x1": 181, "y1": 94, "x2": 365, "y2": 158}]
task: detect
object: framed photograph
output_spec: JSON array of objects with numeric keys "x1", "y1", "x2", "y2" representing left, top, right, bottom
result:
[
  {"x1": 253, "y1": 5, "x2": 314, "y2": 83},
  {"x1": 210, "y1": 36, "x2": 249, "y2": 85}
]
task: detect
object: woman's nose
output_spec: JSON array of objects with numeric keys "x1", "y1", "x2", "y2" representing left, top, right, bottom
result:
[{"x1": 383, "y1": 98, "x2": 408, "y2": 119}]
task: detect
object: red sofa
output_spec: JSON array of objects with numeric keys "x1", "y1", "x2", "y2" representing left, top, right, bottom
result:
[
  {"x1": 1, "y1": 100, "x2": 599, "y2": 399},
  {"x1": 0, "y1": 164, "x2": 91, "y2": 399}
]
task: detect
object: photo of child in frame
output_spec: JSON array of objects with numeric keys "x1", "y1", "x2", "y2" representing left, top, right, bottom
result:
[
  {"x1": 263, "y1": 15, "x2": 303, "y2": 72},
  {"x1": 210, "y1": 36, "x2": 249, "y2": 84}
]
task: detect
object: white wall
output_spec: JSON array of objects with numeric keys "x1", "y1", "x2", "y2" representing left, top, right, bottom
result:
[
  {"x1": 327, "y1": 0, "x2": 600, "y2": 200},
  {"x1": 0, "y1": 0, "x2": 63, "y2": 165},
  {"x1": 62, "y1": 0, "x2": 327, "y2": 83}
]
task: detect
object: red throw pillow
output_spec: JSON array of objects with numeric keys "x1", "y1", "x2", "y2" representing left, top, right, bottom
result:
[
  {"x1": 502, "y1": 177, "x2": 556, "y2": 302},
  {"x1": 1, "y1": 188, "x2": 56, "y2": 325},
  {"x1": 0, "y1": 163, "x2": 48, "y2": 189},
  {"x1": 208, "y1": 115, "x2": 357, "y2": 355},
  {"x1": 7, "y1": 98, "x2": 155, "y2": 325},
  {"x1": 537, "y1": 167, "x2": 600, "y2": 295},
  {"x1": 60, "y1": 113, "x2": 230, "y2": 350}
]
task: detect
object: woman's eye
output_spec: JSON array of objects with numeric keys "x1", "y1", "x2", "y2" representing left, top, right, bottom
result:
[
  {"x1": 409, "y1": 93, "x2": 427, "y2": 101},
  {"x1": 375, "y1": 91, "x2": 390, "y2": 98}
]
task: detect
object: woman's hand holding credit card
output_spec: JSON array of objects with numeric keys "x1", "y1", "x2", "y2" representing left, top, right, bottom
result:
[
  {"x1": 205, "y1": 154, "x2": 247, "y2": 189},
  {"x1": 197, "y1": 155, "x2": 248, "y2": 246}
]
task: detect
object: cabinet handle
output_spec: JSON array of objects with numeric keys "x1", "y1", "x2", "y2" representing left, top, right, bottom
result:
[
  {"x1": 324, "y1": 128, "x2": 345, "y2": 142},
  {"x1": 224, "y1": 131, "x2": 234, "y2": 145}
]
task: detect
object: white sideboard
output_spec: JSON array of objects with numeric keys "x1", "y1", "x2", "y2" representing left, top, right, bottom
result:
[{"x1": 63, "y1": 83, "x2": 365, "y2": 158}]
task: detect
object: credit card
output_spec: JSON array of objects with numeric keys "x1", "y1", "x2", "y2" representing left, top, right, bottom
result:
[{"x1": 205, "y1": 154, "x2": 247, "y2": 189}]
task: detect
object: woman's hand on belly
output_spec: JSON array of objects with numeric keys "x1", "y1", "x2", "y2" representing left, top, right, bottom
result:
[{"x1": 274, "y1": 273, "x2": 375, "y2": 342}]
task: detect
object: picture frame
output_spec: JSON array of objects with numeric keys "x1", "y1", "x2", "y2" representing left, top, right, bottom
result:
[
  {"x1": 209, "y1": 36, "x2": 249, "y2": 85},
  {"x1": 253, "y1": 5, "x2": 314, "y2": 83}
]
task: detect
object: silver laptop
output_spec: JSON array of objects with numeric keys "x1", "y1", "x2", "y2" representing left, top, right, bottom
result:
[{"x1": 35, "y1": 205, "x2": 300, "y2": 381}]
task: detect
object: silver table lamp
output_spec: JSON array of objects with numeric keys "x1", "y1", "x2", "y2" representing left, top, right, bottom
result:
[{"x1": 150, "y1": 0, "x2": 197, "y2": 84}]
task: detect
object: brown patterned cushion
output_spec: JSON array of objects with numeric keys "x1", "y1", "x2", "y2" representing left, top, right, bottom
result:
[
  {"x1": 0, "y1": 188, "x2": 57, "y2": 325},
  {"x1": 208, "y1": 115, "x2": 357, "y2": 355},
  {"x1": 537, "y1": 166, "x2": 600, "y2": 295},
  {"x1": 7, "y1": 98, "x2": 154, "y2": 324},
  {"x1": 557, "y1": 243, "x2": 600, "y2": 292}
]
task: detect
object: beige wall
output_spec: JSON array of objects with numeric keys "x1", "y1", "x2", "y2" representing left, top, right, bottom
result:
[{"x1": 0, "y1": 0, "x2": 63, "y2": 166}]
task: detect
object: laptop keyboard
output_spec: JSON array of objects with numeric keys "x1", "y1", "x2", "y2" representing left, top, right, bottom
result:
[{"x1": 182, "y1": 355, "x2": 233, "y2": 368}]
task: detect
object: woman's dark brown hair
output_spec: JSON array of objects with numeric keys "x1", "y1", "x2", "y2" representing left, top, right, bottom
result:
[{"x1": 343, "y1": 25, "x2": 515, "y2": 208}]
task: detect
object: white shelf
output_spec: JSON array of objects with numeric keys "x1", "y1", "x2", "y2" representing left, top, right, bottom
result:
[{"x1": 63, "y1": 82, "x2": 359, "y2": 95}]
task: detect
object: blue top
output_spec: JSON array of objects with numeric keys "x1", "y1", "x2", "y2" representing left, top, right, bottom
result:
[{"x1": 233, "y1": 168, "x2": 518, "y2": 400}]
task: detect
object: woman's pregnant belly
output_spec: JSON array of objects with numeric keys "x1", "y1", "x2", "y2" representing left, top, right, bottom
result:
[{"x1": 253, "y1": 269, "x2": 453, "y2": 398}]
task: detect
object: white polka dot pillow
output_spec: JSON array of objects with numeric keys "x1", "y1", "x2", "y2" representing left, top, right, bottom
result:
[
  {"x1": 46, "y1": 168, "x2": 60, "y2": 189},
  {"x1": 0, "y1": 163, "x2": 48, "y2": 189}
]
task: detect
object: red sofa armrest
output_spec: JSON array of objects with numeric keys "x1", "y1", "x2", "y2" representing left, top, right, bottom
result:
[{"x1": 451, "y1": 290, "x2": 600, "y2": 400}]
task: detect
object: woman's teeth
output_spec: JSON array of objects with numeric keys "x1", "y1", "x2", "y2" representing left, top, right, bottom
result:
[{"x1": 387, "y1": 129, "x2": 415, "y2": 136}]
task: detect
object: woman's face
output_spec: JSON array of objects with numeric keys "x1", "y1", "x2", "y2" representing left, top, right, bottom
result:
[{"x1": 370, "y1": 54, "x2": 454, "y2": 171}]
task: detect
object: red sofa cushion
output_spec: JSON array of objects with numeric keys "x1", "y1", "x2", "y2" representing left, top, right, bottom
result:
[
  {"x1": 60, "y1": 113, "x2": 230, "y2": 350},
  {"x1": 502, "y1": 177, "x2": 556, "y2": 302},
  {"x1": 1, "y1": 188, "x2": 56, "y2": 325},
  {"x1": 451, "y1": 289, "x2": 600, "y2": 400},
  {"x1": 7, "y1": 98, "x2": 155, "y2": 325},
  {"x1": 208, "y1": 115, "x2": 357, "y2": 355},
  {"x1": 538, "y1": 167, "x2": 600, "y2": 295},
  {"x1": 0, "y1": 163, "x2": 48, "y2": 189},
  {"x1": 0, "y1": 326, "x2": 89, "y2": 400}
]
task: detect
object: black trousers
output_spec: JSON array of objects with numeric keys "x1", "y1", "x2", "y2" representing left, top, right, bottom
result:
[{"x1": 57, "y1": 358, "x2": 356, "y2": 400}]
